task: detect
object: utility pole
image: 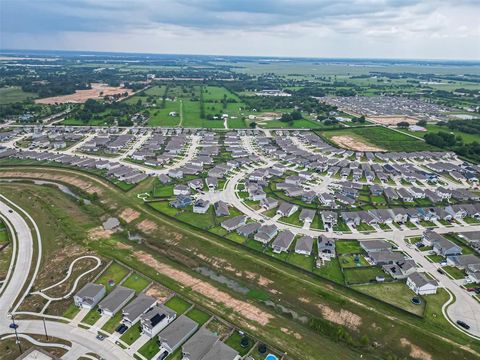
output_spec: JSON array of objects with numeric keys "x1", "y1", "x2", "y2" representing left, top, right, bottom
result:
[
  {"x1": 42, "y1": 317, "x2": 49, "y2": 340},
  {"x1": 9, "y1": 313, "x2": 22, "y2": 354}
]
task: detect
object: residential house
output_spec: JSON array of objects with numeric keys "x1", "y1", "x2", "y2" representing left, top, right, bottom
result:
[
  {"x1": 261, "y1": 197, "x2": 278, "y2": 210},
  {"x1": 214, "y1": 201, "x2": 230, "y2": 217},
  {"x1": 174, "y1": 185, "x2": 190, "y2": 196},
  {"x1": 170, "y1": 195, "x2": 193, "y2": 209},
  {"x1": 447, "y1": 254, "x2": 480, "y2": 269},
  {"x1": 360, "y1": 240, "x2": 392, "y2": 253},
  {"x1": 321, "y1": 211, "x2": 338, "y2": 228},
  {"x1": 295, "y1": 236, "x2": 314, "y2": 256},
  {"x1": 277, "y1": 202, "x2": 298, "y2": 217},
  {"x1": 407, "y1": 272, "x2": 438, "y2": 295},
  {"x1": 271, "y1": 231, "x2": 295, "y2": 253},
  {"x1": 221, "y1": 216, "x2": 247, "y2": 231},
  {"x1": 74, "y1": 283, "x2": 106, "y2": 309},
  {"x1": 299, "y1": 208, "x2": 316, "y2": 224},
  {"x1": 193, "y1": 199, "x2": 210, "y2": 214},
  {"x1": 98, "y1": 286, "x2": 135, "y2": 317},
  {"x1": 140, "y1": 304, "x2": 177, "y2": 338},
  {"x1": 382, "y1": 259, "x2": 417, "y2": 279},
  {"x1": 254, "y1": 225, "x2": 278, "y2": 244},
  {"x1": 157, "y1": 315, "x2": 198, "y2": 354},
  {"x1": 181, "y1": 327, "x2": 218, "y2": 360},
  {"x1": 317, "y1": 236, "x2": 336, "y2": 261},
  {"x1": 122, "y1": 294, "x2": 157, "y2": 326},
  {"x1": 236, "y1": 222, "x2": 261, "y2": 238},
  {"x1": 432, "y1": 238, "x2": 462, "y2": 257}
]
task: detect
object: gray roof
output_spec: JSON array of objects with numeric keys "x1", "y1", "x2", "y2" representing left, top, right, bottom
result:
[
  {"x1": 295, "y1": 236, "x2": 314, "y2": 253},
  {"x1": 122, "y1": 294, "x2": 157, "y2": 321},
  {"x1": 360, "y1": 240, "x2": 391, "y2": 252},
  {"x1": 182, "y1": 327, "x2": 219, "y2": 360},
  {"x1": 75, "y1": 283, "x2": 105, "y2": 302},
  {"x1": 299, "y1": 208, "x2": 316, "y2": 222},
  {"x1": 236, "y1": 222, "x2": 261, "y2": 236},
  {"x1": 272, "y1": 230, "x2": 295, "y2": 251},
  {"x1": 408, "y1": 272, "x2": 438, "y2": 288},
  {"x1": 202, "y1": 341, "x2": 239, "y2": 360},
  {"x1": 141, "y1": 304, "x2": 176, "y2": 330},
  {"x1": 98, "y1": 286, "x2": 135, "y2": 313},
  {"x1": 158, "y1": 315, "x2": 198, "y2": 352}
]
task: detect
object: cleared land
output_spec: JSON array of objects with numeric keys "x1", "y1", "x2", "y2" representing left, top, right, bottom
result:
[{"x1": 35, "y1": 83, "x2": 133, "y2": 104}]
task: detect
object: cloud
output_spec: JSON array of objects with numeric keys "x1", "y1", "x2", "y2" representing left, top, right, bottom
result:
[{"x1": 1, "y1": 0, "x2": 479, "y2": 59}]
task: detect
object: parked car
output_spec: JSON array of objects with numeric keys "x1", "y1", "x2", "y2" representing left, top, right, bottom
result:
[
  {"x1": 9, "y1": 323, "x2": 18, "y2": 329},
  {"x1": 437, "y1": 269, "x2": 445, "y2": 275},
  {"x1": 467, "y1": 287, "x2": 477, "y2": 292},
  {"x1": 456, "y1": 320, "x2": 470, "y2": 330},
  {"x1": 157, "y1": 351, "x2": 169, "y2": 360},
  {"x1": 116, "y1": 324, "x2": 128, "y2": 334},
  {"x1": 96, "y1": 334, "x2": 105, "y2": 341}
]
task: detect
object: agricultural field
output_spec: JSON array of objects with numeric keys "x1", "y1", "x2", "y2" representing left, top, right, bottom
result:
[{"x1": 0, "y1": 86, "x2": 38, "y2": 104}]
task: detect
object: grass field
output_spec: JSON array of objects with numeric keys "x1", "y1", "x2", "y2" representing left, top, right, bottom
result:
[
  {"x1": 122, "y1": 273, "x2": 150, "y2": 293},
  {"x1": 401, "y1": 124, "x2": 480, "y2": 144},
  {"x1": 95, "y1": 262, "x2": 130, "y2": 292},
  {"x1": 138, "y1": 337, "x2": 160, "y2": 358},
  {"x1": 0, "y1": 87, "x2": 37, "y2": 104},
  {"x1": 120, "y1": 324, "x2": 142, "y2": 345},
  {"x1": 186, "y1": 307, "x2": 211, "y2": 325},
  {"x1": 320, "y1": 126, "x2": 439, "y2": 152},
  {"x1": 225, "y1": 331, "x2": 255, "y2": 356},
  {"x1": 164, "y1": 296, "x2": 191, "y2": 314},
  {"x1": 344, "y1": 267, "x2": 391, "y2": 285},
  {"x1": 354, "y1": 282, "x2": 424, "y2": 315}
]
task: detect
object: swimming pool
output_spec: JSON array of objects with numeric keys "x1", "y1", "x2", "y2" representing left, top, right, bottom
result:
[{"x1": 265, "y1": 355, "x2": 279, "y2": 360}]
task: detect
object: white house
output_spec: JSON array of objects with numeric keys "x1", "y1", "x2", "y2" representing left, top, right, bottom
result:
[{"x1": 406, "y1": 272, "x2": 438, "y2": 295}]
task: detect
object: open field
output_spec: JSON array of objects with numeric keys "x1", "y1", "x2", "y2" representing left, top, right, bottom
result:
[
  {"x1": 320, "y1": 126, "x2": 439, "y2": 152},
  {"x1": 0, "y1": 86, "x2": 37, "y2": 104},
  {"x1": 35, "y1": 83, "x2": 134, "y2": 104}
]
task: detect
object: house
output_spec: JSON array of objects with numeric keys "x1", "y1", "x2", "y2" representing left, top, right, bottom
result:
[
  {"x1": 421, "y1": 230, "x2": 445, "y2": 246},
  {"x1": 168, "y1": 169, "x2": 184, "y2": 179},
  {"x1": 321, "y1": 211, "x2": 338, "y2": 228},
  {"x1": 170, "y1": 195, "x2": 193, "y2": 209},
  {"x1": 188, "y1": 179, "x2": 204, "y2": 191},
  {"x1": 397, "y1": 188, "x2": 414, "y2": 202},
  {"x1": 341, "y1": 212, "x2": 361, "y2": 227},
  {"x1": 271, "y1": 230, "x2": 295, "y2": 253},
  {"x1": 319, "y1": 193, "x2": 335, "y2": 207},
  {"x1": 140, "y1": 304, "x2": 177, "y2": 338},
  {"x1": 254, "y1": 224, "x2": 278, "y2": 244},
  {"x1": 391, "y1": 208, "x2": 408, "y2": 223},
  {"x1": 205, "y1": 177, "x2": 218, "y2": 191},
  {"x1": 221, "y1": 216, "x2": 247, "y2": 231},
  {"x1": 193, "y1": 199, "x2": 210, "y2": 214},
  {"x1": 406, "y1": 272, "x2": 438, "y2": 295},
  {"x1": 276, "y1": 202, "x2": 298, "y2": 217},
  {"x1": 214, "y1": 201, "x2": 230, "y2": 217},
  {"x1": 181, "y1": 327, "x2": 218, "y2": 360},
  {"x1": 122, "y1": 294, "x2": 157, "y2": 326},
  {"x1": 74, "y1": 283, "x2": 106, "y2": 309},
  {"x1": 200, "y1": 341, "x2": 240, "y2": 360},
  {"x1": 382, "y1": 259, "x2": 417, "y2": 279},
  {"x1": 360, "y1": 240, "x2": 391, "y2": 253},
  {"x1": 299, "y1": 208, "x2": 316, "y2": 224},
  {"x1": 295, "y1": 235, "x2": 314, "y2": 256},
  {"x1": 367, "y1": 250, "x2": 404, "y2": 266},
  {"x1": 447, "y1": 254, "x2": 480, "y2": 270},
  {"x1": 174, "y1": 185, "x2": 191, "y2": 196},
  {"x1": 236, "y1": 222, "x2": 261, "y2": 238},
  {"x1": 409, "y1": 187, "x2": 425, "y2": 199},
  {"x1": 158, "y1": 174, "x2": 171, "y2": 184},
  {"x1": 317, "y1": 236, "x2": 335, "y2": 261},
  {"x1": 98, "y1": 286, "x2": 135, "y2": 317},
  {"x1": 432, "y1": 238, "x2": 462, "y2": 257},
  {"x1": 466, "y1": 264, "x2": 480, "y2": 284},
  {"x1": 261, "y1": 197, "x2": 279, "y2": 210},
  {"x1": 158, "y1": 315, "x2": 198, "y2": 354}
]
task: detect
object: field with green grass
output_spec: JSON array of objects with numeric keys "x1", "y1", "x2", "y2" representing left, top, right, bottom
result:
[
  {"x1": 0, "y1": 87, "x2": 37, "y2": 104},
  {"x1": 95, "y1": 262, "x2": 130, "y2": 292},
  {"x1": 164, "y1": 296, "x2": 191, "y2": 314},
  {"x1": 122, "y1": 273, "x2": 150, "y2": 293},
  {"x1": 320, "y1": 126, "x2": 439, "y2": 152}
]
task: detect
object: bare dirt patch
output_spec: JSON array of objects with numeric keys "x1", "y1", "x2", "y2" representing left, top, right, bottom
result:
[
  {"x1": 318, "y1": 304, "x2": 362, "y2": 331},
  {"x1": 137, "y1": 219, "x2": 158, "y2": 234},
  {"x1": 400, "y1": 338, "x2": 432, "y2": 360},
  {"x1": 368, "y1": 115, "x2": 418, "y2": 126},
  {"x1": 145, "y1": 284, "x2": 173, "y2": 303},
  {"x1": 119, "y1": 208, "x2": 140, "y2": 223},
  {"x1": 0, "y1": 171, "x2": 103, "y2": 195},
  {"x1": 330, "y1": 135, "x2": 385, "y2": 152},
  {"x1": 281, "y1": 327, "x2": 302, "y2": 340},
  {"x1": 35, "y1": 83, "x2": 133, "y2": 104},
  {"x1": 136, "y1": 251, "x2": 273, "y2": 326},
  {"x1": 88, "y1": 227, "x2": 114, "y2": 240}
]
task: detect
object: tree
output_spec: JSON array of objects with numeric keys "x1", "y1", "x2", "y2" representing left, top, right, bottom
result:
[
  {"x1": 249, "y1": 121, "x2": 257, "y2": 129},
  {"x1": 416, "y1": 119, "x2": 427, "y2": 127},
  {"x1": 397, "y1": 121, "x2": 410, "y2": 128}
]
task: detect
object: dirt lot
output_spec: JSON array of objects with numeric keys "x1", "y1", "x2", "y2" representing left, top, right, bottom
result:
[
  {"x1": 35, "y1": 83, "x2": 133, "y2": 104},
  {"x1": 368, "y1": 115, "x2": 418, "y2": 126},
  {"x1": 330, "y1": 135, "x2": 385, "y2": 152},
  {"x1": 119, "y1": 208, "x2": 140, "y2": 223},
  {"x1": 136, "y1": 251, "x2": 273, "y2": 326},
  {"x1": 145, "y1": 284, "x2": 173, "y2": 302},
  {"x1": 318, "y1": 304, "x2": 362, "y2": 331},
  {"x1": 400, "y1": 338, "x2": 432, "y2": 360}
]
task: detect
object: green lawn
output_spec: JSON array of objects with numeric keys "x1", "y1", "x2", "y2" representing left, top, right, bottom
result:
[
  {"x1": 442, "y1": 266, "x2": 466, "y2": 280},
  {"x1": 95, "y1": 262, "x2": 130, "y2": 292},
  {"x1": 122, "y1": 273, "x2": 150, "y2": 294},
  {"x1": 62, "y1": 303, "x2": 80, "y2": 319},
  {"x1": 138, "y1": 337, "x2": 160, "y2": 358},
  {"x1": 312, "y1": 258, "x2": 344, "y2": 284},
  {"x1": 336, "y1": 240, "x2": 364, "y2": 255},
  {"x1": 186, "y1": 307, "x2": 211, "y2": 325},
  {"x1": 344, "y1": 267, "x2": 391, "y2": 285},
  {"x1": 353, "y1": 282, "x2": 424, "y2": 316},
  {"x1": 0, "y1": 87, "x2": 37, "y2": 104},
  {"x1": 320, "y1": 126, "x2": 439, "y2": 152},
  {"x1": 225, "y1": 331, "x2": 255, "y2": 356},
  {"x1": 338, "y1": 254, "x2": 369, "y2": 268},
  {"x1": 120, "y1": 324, "x2": 142, "y2": 345},
  {"x1": 102, "y1": 311, "x2": 123, "y2": 333},
  {"x1": 82, "y1": 307, "x2": 102, "y2": 325},
  {"x1": 164, "y1": 296, "x2": 191, "y2": 314},
  {"x1": 287, "y1": 253, "x2": 314, "y2": 271},
  {"x1": 149, "y1": 201, "x2": 179, "y2": 217}
]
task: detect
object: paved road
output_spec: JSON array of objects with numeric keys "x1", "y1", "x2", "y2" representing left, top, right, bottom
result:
[{"x1": 0, "y1": 196, "x2": 132, "y2": 360}]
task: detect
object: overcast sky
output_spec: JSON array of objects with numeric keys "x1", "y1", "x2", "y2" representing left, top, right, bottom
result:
[{"x1": 1, "y1": 0, "x2": 479, "y2": 60}]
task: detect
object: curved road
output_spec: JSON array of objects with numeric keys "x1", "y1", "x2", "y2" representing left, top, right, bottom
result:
[{"x1": 0, "y1": 195, "x2": 132, "y2": 360}]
